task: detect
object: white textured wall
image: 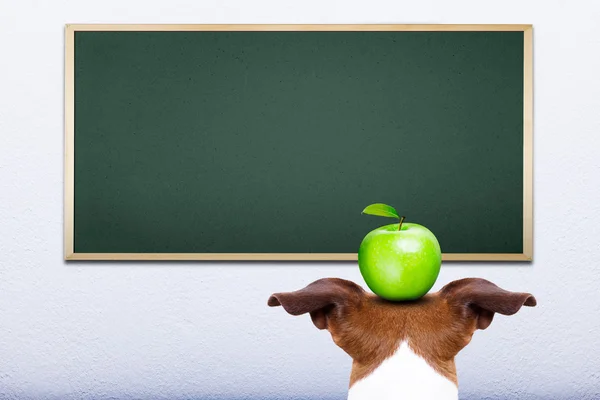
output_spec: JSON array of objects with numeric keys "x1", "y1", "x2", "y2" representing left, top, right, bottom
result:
[{"x1": 1, "y1": 1, "x2": 600, "y2": 399}]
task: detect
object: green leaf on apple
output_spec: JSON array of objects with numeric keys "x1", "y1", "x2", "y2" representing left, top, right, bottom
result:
[
  {"x1": 361, "y1": 203, "x2": 400, "y2": 219},
  {"x1": 362, "y1": 203, "x2": 406, "y2": 231}
]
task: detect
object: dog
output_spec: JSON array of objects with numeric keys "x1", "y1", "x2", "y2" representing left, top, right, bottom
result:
[{"x1": 268, "y1": 277, "x2": 536, "y2": 400}]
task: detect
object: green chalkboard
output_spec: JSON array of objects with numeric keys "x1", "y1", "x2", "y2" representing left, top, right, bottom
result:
[{"x1": 66, "y1": 26, "x2": 533, "y2": 261}]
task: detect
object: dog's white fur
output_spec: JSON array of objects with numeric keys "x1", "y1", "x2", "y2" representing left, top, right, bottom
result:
[{"x1": 348, "y1": 341, "x2": 458, "y2": 400}]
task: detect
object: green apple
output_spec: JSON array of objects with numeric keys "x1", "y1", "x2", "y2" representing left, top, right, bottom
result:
[{"x1": 358, "y1": 203, "x2": 441, "y2": 301}]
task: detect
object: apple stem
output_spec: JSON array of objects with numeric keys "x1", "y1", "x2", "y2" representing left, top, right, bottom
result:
[{"x1": 398, "y1": 216, "x2": 406, "y2": 231}]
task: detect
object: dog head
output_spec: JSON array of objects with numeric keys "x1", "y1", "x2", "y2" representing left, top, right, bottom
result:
[{"x1": 268, "y1": 278, "x2": 535, "y2": 394}]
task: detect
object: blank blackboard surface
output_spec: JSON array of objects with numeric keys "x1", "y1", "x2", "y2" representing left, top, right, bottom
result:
[{"x1": 65, "y1": 25, "x2": 533, "y2": 261}]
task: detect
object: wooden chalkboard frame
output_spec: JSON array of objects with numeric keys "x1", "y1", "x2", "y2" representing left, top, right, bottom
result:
[{"x1": 64, "y1": 24, "x2": 533, "y2": 261}]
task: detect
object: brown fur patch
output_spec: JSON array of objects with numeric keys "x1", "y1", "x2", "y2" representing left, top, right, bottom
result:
[{"x1": 339, "y1": 293, "x2": 465, "y2": 386}]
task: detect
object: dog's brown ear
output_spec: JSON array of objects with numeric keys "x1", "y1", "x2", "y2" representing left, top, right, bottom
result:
[
  {"x1": 268, "y1": 278, "x2": 365, "y2": 330},
  {"x1": 440, "y1": 278, "x2": 536, "y2": 330}
]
